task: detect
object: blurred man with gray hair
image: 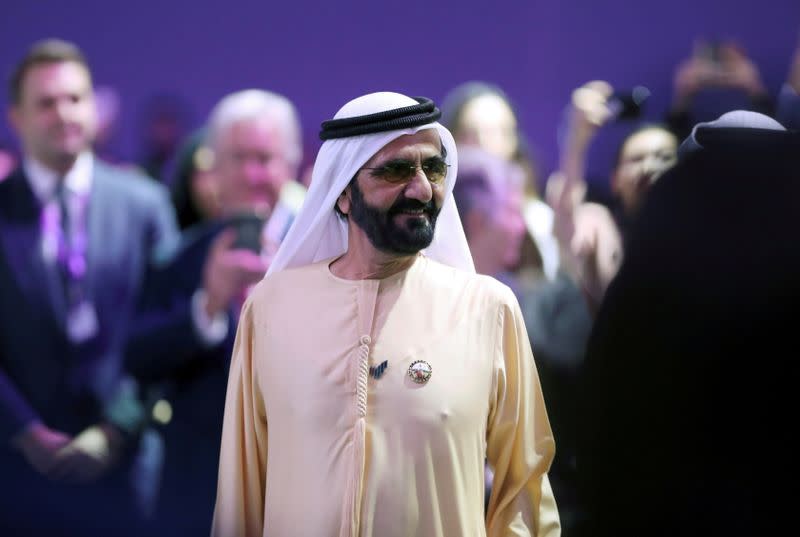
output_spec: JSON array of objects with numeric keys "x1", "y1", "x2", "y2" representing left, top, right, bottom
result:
[{"x1": 128, "y1": 89, "x2": 304, "y2": 536}]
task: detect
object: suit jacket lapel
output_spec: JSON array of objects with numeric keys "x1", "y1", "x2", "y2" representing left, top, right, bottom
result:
[
  {"x1": 0, "y1": 170, "x2": 68, "y2": 325},
  {"x1": 86, "y1": 162, "x2": 112, "y2": 306}
]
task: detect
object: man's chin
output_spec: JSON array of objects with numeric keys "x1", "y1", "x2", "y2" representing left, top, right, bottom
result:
[
  {"x1": 391, "y1": 227, "x2": 434, "y2": 253},
  {"x1": 44, "y1": 147, "x2": 83, "y2": 168},
  {"x1": 54, "y1": 133, "x2": 90, "y2": 153},
  {"x1": 379, "y1": 242, "x2": 429, "y2": 256}
]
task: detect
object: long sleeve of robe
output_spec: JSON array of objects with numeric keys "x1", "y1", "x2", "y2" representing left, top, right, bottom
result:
[{"x1": 212, "y1": 255, "x2": 560, "y2": 537}]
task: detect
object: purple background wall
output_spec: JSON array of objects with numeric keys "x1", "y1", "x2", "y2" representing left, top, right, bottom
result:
[{"x1": 1, "y1": 0, "x2": 798, "y2": 185}]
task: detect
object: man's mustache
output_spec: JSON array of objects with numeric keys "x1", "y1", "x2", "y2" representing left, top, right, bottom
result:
[{"x1": 388, "y1": 197, "x2": 437, "y2": 216}]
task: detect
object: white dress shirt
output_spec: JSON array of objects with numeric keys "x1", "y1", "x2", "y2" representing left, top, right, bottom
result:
[{"x1": 25, "y1": 152, "x2": 93, "y2": 267}]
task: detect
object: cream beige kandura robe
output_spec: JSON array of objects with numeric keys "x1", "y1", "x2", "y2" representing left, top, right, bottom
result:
[{"x1": 212, "y1": 254, "x2": 560, "y2": 537}]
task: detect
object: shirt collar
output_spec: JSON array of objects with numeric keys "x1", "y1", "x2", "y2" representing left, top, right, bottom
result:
[{"x1": 24, "y1": 151, "x2": 94, "y2": 202}]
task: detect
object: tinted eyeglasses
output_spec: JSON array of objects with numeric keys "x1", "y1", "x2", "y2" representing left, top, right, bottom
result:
[{"x1": 361, "y1": 156, "x2": 450, "y2": 185}]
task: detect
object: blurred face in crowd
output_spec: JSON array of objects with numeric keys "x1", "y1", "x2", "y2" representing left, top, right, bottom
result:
[
  {"x1": 190, "y1": 145, "x2": 221, "y2": 220},
  {"x1": 494, "y1": 189, "x2": 527, "y2": 270},
  {"x1": 612, "y1": 127, "x2": 678, "y2": 215},
  {"x1": 466, "y1": 187, "x2": 526, "y2": 275},
  {"x1": 457, "y1": 94, "x2": 518, "y2": 161},
  {"x1": 9, "y1": 61, "x2": 98, "y2": 173},
  {"x1": 339, "y1": 130, "x2": 445, "y2": 256},
  {"x1": 212, "y1": 117, "x2": 294, "y2": 216}
]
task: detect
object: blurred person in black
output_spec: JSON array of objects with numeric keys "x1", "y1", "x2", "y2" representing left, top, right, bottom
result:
[
  {"x1": 128, "y1": 88, "x2": 303, "y2": 536},
  {"x1": 577, "y1": 111, "x2": 800, "y2": 537},
  {"x1": 777, "y1": 38, "x2": 800, "y2": 129},
  {"x1": 0, "y1": 39, "x2": 181, "y2": 537},
  {"x1": 170, "y1": 128, "x2": 220, "y2": 230},
  {"x1": 137, "y1": 92, "x2": 192, "y2": 182}
]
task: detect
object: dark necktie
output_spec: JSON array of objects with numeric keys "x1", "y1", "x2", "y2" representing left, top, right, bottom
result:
[
  {"x1": 54, "y1": 180, "x2": 87, "y2": 308},
  {"x1": 54, "y1": 179, "x2": 98, "y2": 343}
]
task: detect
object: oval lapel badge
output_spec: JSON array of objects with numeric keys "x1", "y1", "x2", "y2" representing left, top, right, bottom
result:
[{"x1": 407, "y1": 360, "x2": 432, "y2": 384}]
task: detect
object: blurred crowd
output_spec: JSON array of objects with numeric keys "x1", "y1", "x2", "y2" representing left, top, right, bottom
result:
[{"x1": 1, "y1": 36, "x2": 799, "y2": 536}]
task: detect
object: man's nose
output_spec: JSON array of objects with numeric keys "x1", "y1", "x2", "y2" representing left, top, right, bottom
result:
[
  {"x1": 243, "y1": 160, "x2": 269, "y2": 184},
  {"x1": 511, "y1": 212, "x2": 526, "y2": 235},
  {"x1": 403, "y1": 167, "x2": 433, "y2": 203},
  {"x1": 640, "y1": 155, "x2": 663, "y2": 179},
  {"x1": 54, "y1": 98, "x2": 75, "y2": 122}
]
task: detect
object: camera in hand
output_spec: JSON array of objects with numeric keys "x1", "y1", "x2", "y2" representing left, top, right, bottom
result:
[{"x1": 609, "y1": 86, "x2": 651, "y2": 121}]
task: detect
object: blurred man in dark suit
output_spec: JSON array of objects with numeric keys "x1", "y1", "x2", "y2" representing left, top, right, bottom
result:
[{"x1": 0, "y1": 39, "x2": 192, "y2": 536}]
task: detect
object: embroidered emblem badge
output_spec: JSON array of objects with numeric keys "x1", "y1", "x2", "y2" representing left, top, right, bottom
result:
[
  {"x1": 407, "y1": 360, "x2": 432, "y2": 384},
  {"x1": 369, "y1": 360, "x2": 389, "y2": 380}
]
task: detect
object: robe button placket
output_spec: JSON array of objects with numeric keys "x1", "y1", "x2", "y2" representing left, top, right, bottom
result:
[{"x1": 356, "y1": 335, "x2": 371, "y2": 417}]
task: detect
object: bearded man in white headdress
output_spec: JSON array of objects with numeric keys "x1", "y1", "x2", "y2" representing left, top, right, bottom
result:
[{"x1": 211, "y1": 92, "x2": 561, "y2": 537}]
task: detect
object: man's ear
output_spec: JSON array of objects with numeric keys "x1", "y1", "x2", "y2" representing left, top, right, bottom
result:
[
  {"x1": 336, "y1": 185, "x2": 352, "y2": 216},
  {"x1": 7, "y1": 106, "x2": 21, "y2": 135}
]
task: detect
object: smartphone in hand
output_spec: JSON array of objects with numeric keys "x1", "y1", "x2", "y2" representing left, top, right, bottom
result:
[
  {"x1": 231, "y1": 213, "x2": 266, "y2": 253},
  {"x1": 229, "y1": 181, "x2": 307, "y2": 255}
]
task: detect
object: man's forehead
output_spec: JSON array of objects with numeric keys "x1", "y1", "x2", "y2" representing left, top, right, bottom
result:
[
  {"x1": 27, "y1": 60, "x2": 89, "y2": 83},
  {"x1": 226, "y1": 117, "x2": 280, "y2": 136},
  {"x1": 220, "y1": 117, "x2": 286, "y2": 145},
  {"x1": 22, "y1": 61, "x2": 91, "y2": 98},
  {"x1": 368, "y1": 130, "x2": 442, "y2": 162},
  {"x1": 623, "y1": 129, "x2": 677, "y2": 153}
]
